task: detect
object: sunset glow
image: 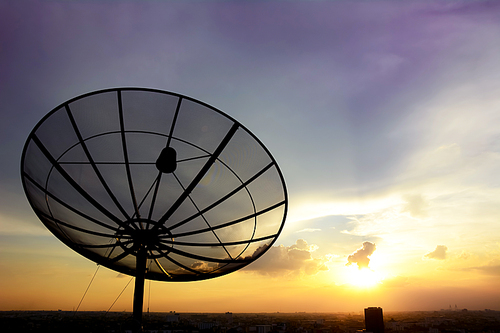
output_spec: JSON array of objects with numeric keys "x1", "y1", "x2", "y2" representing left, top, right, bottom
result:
[{"x1": 1, "y1": 0, "x2": 500, "y2": 313}]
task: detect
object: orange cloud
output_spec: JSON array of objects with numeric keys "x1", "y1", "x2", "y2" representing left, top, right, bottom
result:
[
  {"x1": 243, "y1": 239, "x2": 328, "y2": 276},
  {"x1": 424, "y1": 245, "x2": 448, "y2": 260},
  {"x1": 346, "y1": 241, "x2": 376, "y2": 269}
]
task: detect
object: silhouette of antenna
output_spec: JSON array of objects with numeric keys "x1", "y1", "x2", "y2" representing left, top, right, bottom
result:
[{"x1": 21, "y1": 88, "x2": 287, "y2": 330}]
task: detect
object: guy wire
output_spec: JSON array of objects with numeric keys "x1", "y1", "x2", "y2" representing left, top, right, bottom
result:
[{"x1": 74, "y1": 264, "x2": 100, "y2": 315}]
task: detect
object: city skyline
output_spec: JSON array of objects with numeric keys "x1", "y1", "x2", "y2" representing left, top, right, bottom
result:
[{"x1": 1, "y1": 0, "x2": 500, "y2": 313}]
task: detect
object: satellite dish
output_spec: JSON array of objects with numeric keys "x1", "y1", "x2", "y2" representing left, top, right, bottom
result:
[{"x1": 21, "y1": 88, "x2": 287, "y2": 327}]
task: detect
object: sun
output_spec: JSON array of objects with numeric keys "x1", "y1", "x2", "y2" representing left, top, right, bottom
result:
[{"x1": 344, "y1": 266, "x2": 383, "y2": 288}]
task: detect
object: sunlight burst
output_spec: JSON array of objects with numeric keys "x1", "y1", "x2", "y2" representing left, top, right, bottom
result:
[{"x1": 345, "y1": 266, "x2": 383, "y2": 288}]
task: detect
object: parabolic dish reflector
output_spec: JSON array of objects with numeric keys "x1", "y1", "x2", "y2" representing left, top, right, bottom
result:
[{"x1": 21, "y1": 88, "x2": 287, "y2": 282}]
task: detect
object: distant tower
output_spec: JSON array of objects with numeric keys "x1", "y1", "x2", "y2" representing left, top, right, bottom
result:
[{"x1": 365, "y1": 307, "x2": 384, "y2": 333}]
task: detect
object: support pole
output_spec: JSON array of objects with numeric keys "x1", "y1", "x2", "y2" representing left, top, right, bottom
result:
[{"x1": 133, "y1": 246, "x2": 147, "y2": 332}]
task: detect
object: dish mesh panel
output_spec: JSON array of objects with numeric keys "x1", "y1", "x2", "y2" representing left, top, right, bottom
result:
[{"x1": 21, "y1": 88, "x2": 287, "y2": 281}]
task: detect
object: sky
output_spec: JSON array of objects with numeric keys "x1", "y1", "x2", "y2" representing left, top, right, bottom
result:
[{"x1": 1, "y1": 0, "x2": 500, "y2": 313}]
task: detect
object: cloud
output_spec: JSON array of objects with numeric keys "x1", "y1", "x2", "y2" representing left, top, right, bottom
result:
[
  {"x1": 458, "y1": 250, "x2": 470, "y2": 260},
  {"x1": 472, "y1": 264, "x2": 500, "y2": 276},
  {"x1": 424, "y1": 245, "x2": 448, "y2": 260},
  {"x1": 0, "y1": 211, "x2": 50, "y2": 236},
  {"x1": 290, "y1": 239, "x2": 319, "y2": 252},
  {"x1": 346, "y1": 242, "x2": 376, "y2": 269},
  {"x1": 244, "y1": 239, "x2": 328, "y2": 277},
  {"x1": 402, "y1": 194, "x2": 428, "y2": 218},
  {"x1": 295, "y1": 228, "x2": 321, "y2": 233},
  {"x1": 190, "y1": 261, "x2": 212, "y2": 272},
  {"x1": 458, "y1": 260, "x2": 500, "y2": 276}
]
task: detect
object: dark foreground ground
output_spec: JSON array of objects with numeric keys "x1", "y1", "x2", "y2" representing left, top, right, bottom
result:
[{"x1": 1, "y1": 309, "x2": 499, "y2": 333}]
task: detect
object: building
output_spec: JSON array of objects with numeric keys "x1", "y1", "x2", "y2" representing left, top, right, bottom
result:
[
  {"x1": 364, "y1": 307, "x2": 384, "y2": 333},
  {"x1": 226, "y1": 312, "x2": 233, "y2": 324},
  {"x1": 166, "y1": 313, "x2": 180, "y2": 322}
]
